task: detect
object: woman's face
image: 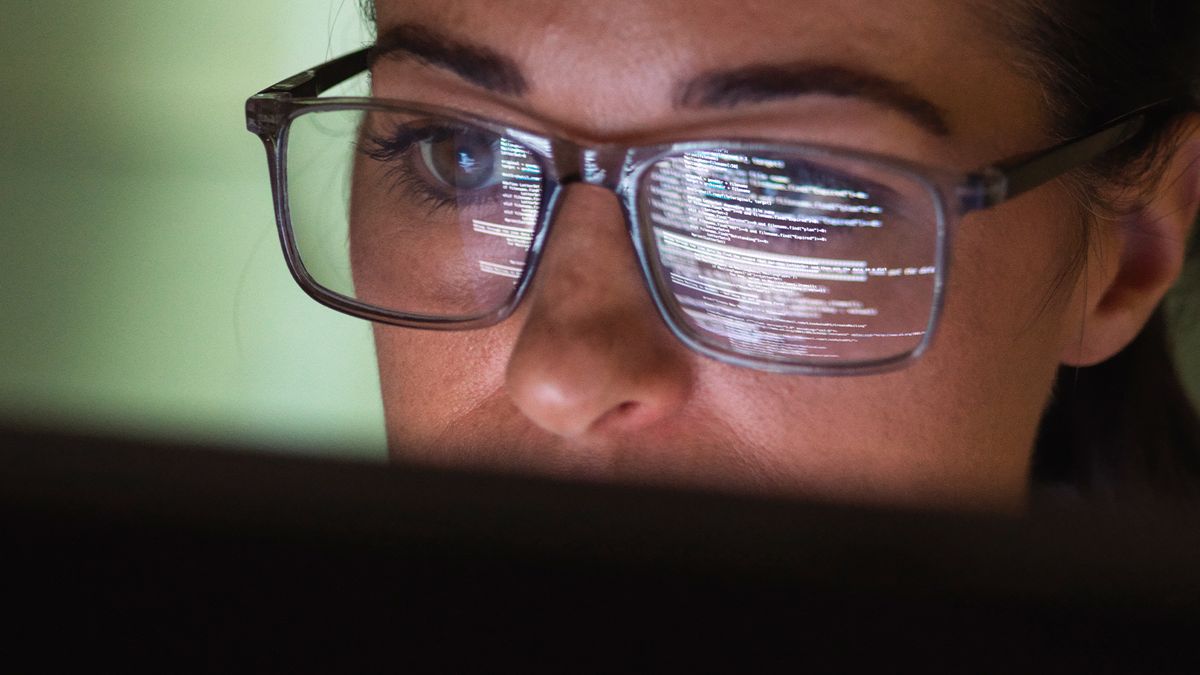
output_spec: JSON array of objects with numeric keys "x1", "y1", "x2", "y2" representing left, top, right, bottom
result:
[{"x1": 365, "y1": 0, "x2": 1100, "y2": 509}]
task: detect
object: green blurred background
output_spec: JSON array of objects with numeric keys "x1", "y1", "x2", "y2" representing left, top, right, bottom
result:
[
  {"x1": 0, "y1": 2, "x2": 1196, "y2": 463},
  {"x1": 1, "y1": 1, "x2": 386, "y2": 459}
]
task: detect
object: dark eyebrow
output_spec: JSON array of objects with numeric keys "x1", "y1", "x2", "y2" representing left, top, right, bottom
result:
[
  {"x1": 369, "y1": 24, "x2": 948, "y2": 136},
  {"x1": 369, "y1": 23, "x2": 528, "y2": 96},
  {"x1": 677, "y1": 64, "x2": 951, "y2": 136}
]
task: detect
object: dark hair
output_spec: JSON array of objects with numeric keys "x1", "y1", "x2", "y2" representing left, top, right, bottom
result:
[{"x1": 1000, "y1": 1, "x2": 1200, "y2": 499}]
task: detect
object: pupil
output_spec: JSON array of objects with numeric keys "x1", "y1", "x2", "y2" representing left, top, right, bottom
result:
[{"x1": 429, "y1": 130, "x2": 498, "y2": 191}]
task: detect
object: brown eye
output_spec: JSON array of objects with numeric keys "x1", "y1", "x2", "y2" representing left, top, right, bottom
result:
[{"x1": 418, "y1": 127, "x2": 502, "y2": 191}]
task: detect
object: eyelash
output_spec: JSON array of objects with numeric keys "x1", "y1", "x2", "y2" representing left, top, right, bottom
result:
[
  {"x1": 359, "y1": 122, "x2": 503, "y2": 213},
  {"x1": 359, "y1": 123, "x2": 893, "y2": 232}
]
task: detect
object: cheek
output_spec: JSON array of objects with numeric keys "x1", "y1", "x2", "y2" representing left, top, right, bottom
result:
[
  {"x1": 692, "y1": 196, "x2": 1083, "y2": 497},
  {"x1": 373, "y1": 322, "x2": 516, "y2": 440},
  {"x1": 867, "y1": 193, "x2": 1082, "y2": 457},
  {"x1": 368, "y1": 190, "x2": 1083, "y2": 507},
  {"x1": 687, "y1": 357, "x2": 1039, "y2": 507},
  {"x1": 942, "y1": 191, "x2": 1084, "y2": 357}
]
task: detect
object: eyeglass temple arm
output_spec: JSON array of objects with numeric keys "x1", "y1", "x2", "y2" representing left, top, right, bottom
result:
[
  {"x1": 254, "y1": 46, "x2": 370, "y2": 98},
  {"x1": 246, "y1": 47, "x2": 371, "y2": 135},
  {"x1": 959, "y1": 100, "x2": 1173, "y2": 213}
]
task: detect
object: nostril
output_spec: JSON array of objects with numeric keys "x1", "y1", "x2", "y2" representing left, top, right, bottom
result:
[{"x1": 588, "y1": 400, "x2": 647, "y2": 434}]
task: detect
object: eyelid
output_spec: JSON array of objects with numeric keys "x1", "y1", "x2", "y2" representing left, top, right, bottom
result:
[
  {"x1": 368, "y1": 72, "x2": 946, "y2": 169},
  {"x1": 355, "y1": 98, "x2": 931, "y2": 215},
  {"x1": 358, "y1": 121, "x2": 508, "y2": 214}
]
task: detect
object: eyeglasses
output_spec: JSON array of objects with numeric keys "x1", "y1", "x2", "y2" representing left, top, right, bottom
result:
[{"x1": 245, "y1": 47, "x2": 1161, "y2": 376}]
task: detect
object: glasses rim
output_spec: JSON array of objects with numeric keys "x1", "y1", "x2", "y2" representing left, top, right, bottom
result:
[
  {"x1": 246, "y1": 46, "x2": 1171, "y2": 206},
  {"x1": 246, "y1": 47, "x2": 1174, "y2": 376},
  {"x1": 276, "y1": 101, "x2": 952, "y2": 375}
]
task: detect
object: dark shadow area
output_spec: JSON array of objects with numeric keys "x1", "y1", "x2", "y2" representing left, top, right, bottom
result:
[{"x1": 3, "y1": 427, "x2": 1200, "y2": 671}]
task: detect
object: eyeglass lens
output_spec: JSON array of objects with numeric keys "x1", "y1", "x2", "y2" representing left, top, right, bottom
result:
[
  {"x1": 638, "y1": 149, "x2": 940, "y2": 365},
  {"x1": 287, "y1": 108, "x2": 544, "y2": 319},
  {"x1": 284, "y1": 106, "x2": 941, "y2": 366}
]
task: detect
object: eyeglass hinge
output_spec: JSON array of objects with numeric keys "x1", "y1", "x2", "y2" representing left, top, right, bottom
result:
[
  {"x1": 245, "y1": 94, "x2": 288, "y2": 136},
  {"x1": 246, "y1": 69, "x2": 322, "y2": 136},
  {"x1": 959, "y1": 168, "x2": 1009, "y2": 212}
]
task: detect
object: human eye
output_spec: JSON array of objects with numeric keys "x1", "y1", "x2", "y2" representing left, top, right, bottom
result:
[{"x1": 359, "y1": 119, "x2": 507, "y2": 211}]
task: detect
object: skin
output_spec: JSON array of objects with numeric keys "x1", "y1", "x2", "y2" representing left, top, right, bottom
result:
[{"x1": 363, "y1": 0, "x2": 1200, "y2": 510}]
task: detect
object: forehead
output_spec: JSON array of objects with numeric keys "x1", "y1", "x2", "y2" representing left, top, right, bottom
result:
[
  {"x1": 377, "y1": 0, "x2": 972, "y2": 57},
  {"x1": 372, "y1": 0, "x2": 1044, "y2": 161}
]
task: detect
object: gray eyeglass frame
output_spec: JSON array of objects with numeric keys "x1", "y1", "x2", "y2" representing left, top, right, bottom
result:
[{"x1": 246, "y1": 47, "x2": 1164, "y2": 376}]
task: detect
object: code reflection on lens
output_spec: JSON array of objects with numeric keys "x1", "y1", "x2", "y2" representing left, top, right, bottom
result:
[
  {"x1": 287, "y1": 109, "x2": 547, "y2": 320},
  {"x1": 644, "y1": 149, "x2": 938, "y2": 364}
]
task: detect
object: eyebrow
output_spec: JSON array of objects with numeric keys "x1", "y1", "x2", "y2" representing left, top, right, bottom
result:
[
  {"x1": 370, "y1": 23, "x2": 529, "y2": 96},
  {"x1": 370, "y1": 23, "x2": 950, "y2": 136},
  {"x1": 678, "y1": 64, "x2": 951, "y2": 136}
]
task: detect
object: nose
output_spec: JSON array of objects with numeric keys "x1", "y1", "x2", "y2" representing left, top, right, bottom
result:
[{"x1": 503, "y1": 184, "x2": 694, "y2": 439}]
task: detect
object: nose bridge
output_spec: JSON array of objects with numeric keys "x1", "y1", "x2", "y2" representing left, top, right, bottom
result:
[
  {"x1": 551, "y1": 140, "x2": 629, "y2": 191},
  {"x1": 503, "y1": 140, "x2": 695, "y2": 442}
]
